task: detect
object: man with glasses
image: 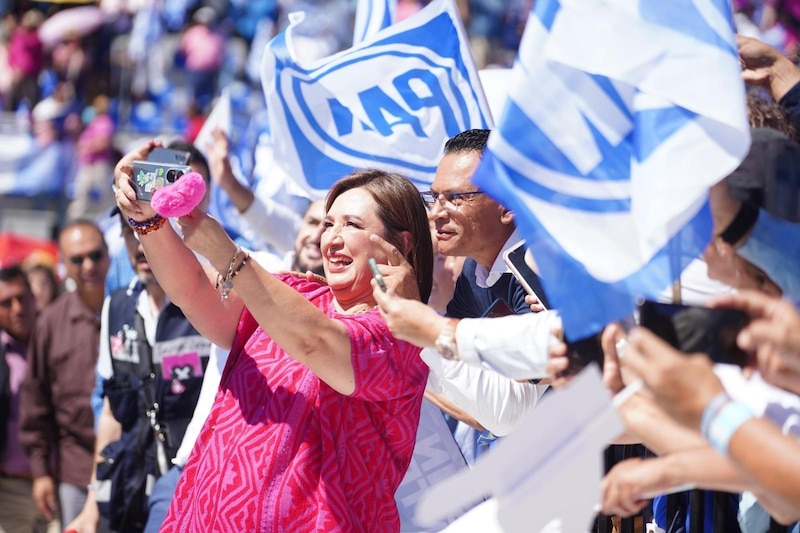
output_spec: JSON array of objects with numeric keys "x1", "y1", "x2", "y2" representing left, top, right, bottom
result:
[
  {"x1": 418, "y1": 129, "x2": 544, "y2": 462},
  {"x1": 423, "y1": 129, "x2": 529, "y2": 319},
  {"x1": 19, "y1": 219, "x2": 109, "y2": 529},
  {"x1": 423, "y1": 129, "x2": 529, "y2": 317}
]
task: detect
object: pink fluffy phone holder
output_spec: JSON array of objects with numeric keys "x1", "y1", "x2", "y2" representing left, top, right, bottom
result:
[{"x1": 151, "y1": 171, "x2": 206, "y2": 218}]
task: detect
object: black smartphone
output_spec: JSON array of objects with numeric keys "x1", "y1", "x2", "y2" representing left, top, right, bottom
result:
[
  {"x1": 481, "y1": 298, "x2": 515, "y2": 318},
  {"x1": 560, "y1": 331, "x2": 604, "y2": 377},
  {"x1": 130, "y1": 161, "x2": 193, "y2": 202},
  {"x1": 502, "y1": 240, "x2": 551, "y2": 309},
  {"x1": 637, "y1": 300, "x2": 750, "y2": 367}
]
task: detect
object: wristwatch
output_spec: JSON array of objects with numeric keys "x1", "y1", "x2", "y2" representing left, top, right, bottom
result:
[{"x1": 435, "y1": 323, "x2": 459, "y2": 361}]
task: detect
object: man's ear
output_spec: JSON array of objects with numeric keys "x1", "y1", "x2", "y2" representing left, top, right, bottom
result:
[{"x1": 500, "y1": 207, "x2": 515, "y2": 225}]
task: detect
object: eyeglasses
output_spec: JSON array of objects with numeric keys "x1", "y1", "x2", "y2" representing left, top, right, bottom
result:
[
  {"x1": 68, "y1": 250, "x2": 105, "y2": 266},
  {"x1": 420, "y1": 190, "x2": 485, "y2": 212}
]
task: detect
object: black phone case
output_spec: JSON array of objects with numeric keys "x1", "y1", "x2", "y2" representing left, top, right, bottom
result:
[{"x1": 638, "y1": 300, "x2": 750, "y2": 367}]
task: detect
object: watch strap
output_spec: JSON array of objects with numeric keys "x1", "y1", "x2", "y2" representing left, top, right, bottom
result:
[{"x1": 435, "y1": 323, "x2": 459, "y2": 361}]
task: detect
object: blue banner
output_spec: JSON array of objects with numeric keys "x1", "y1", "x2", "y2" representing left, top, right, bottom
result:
[
  {"x1": 472, "y1": 0, "x2": 750, "y2": 338},
  {"x1": 261, "y1": 0, "x2": 491, "y2": 198}
]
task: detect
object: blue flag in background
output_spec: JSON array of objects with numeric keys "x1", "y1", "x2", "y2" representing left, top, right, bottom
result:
[
  {"x1": 354, "y1": 0, "x2": 397, "y2": 45},
  {"x1": 472, "y1": 0, "x2": 750, "y2": 339},
  {"x1": 261, "y1": 0, "x2": 492, "y2": 198}
]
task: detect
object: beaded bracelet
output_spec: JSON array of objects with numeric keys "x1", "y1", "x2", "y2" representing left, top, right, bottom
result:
[
  {"x1": 216, "y1": 246, "x2": 244, "y2": 300},
  {"x1": 128, "y1": 215, "x2": 166, "y2": 236},
  {"x1": 229, "y1": 253, "x2": 250, "y2": 282}
]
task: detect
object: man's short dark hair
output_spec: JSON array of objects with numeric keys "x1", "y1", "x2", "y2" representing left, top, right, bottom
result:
[
  {"x1": 0, "y1": 265, "x2": 29, "y2": 287},
  {"x1": 443, "y1": 129, "x2": 491, "y2": 155},
  {"x1": 168, "y1": 139, "x2": 210, "y2": 183}
]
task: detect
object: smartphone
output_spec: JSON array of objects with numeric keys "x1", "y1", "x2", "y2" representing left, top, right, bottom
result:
[
  {"x1": 147, "y1": 147, "x2": 191, "y2": 166},
  {"x1": 502, "y1": 240, "x2": 551, "y2": 309},
  {"x1": 368, "y1": 258, "x2": 387, "y2": 292},
  {"x1": 130, "y1": 161, "x2": 193, "y2": 202},
  {"x1": 637, "y1": 300, "x2": 750, "y2": 367},
  {"x1": 481, "y1": 298, "x2": 515, "y2": 318},
  {"x1": 560, "y1": 331, "x2": 604, "y2": 377}
]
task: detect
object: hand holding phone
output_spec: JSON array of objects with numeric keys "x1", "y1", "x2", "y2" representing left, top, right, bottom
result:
[
  {"x1": 637, "y1": 300, "x2": 750, "y2": 367},
  {"x1": 131, "y1": 148, "x2": 192, "y2": 202},
  {"x1": 560, "y1": 331, "x2": 605, "y2": 377},
  {"x1": 368, "y1": 258, "x2": 387, "y2": 292}
]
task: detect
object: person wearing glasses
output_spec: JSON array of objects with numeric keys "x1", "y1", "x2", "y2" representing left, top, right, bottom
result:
[
  {"x1": 19, "y1": 219, "x2": 110, "y2": 529},
  {"x1": 422, "y1": 129, "x2": 528, "y2": 318},
  {"x1": 412, "y1": 130, "x2": 545, "y2": 461}
]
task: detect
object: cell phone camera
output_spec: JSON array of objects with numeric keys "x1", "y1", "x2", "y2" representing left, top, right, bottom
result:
[{"x1": 166, "y1": 168, "x2": 185, "y2": 183}]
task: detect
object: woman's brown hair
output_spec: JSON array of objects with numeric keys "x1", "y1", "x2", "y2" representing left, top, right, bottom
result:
[{"x1": 326, "y1": 169, "x2": 434, "y2": 303}]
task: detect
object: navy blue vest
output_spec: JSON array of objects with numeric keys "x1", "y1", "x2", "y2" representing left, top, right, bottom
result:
[
  {"x1": 445, "y1": 258, "x2": 531, "y2": 319},
  {"x1": 104, "y1": 283, "x2": 210, "y2": 461}
]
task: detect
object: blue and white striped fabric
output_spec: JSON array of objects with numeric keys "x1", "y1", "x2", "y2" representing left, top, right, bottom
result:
[
  {"x1": 353, "y1": 0, "x2": 396, "y2": 45},
  {"x1": 472, "y1": 0, "x2": 751, "y2": 339},
  {"x1": 261, "y1": 0, "x2": 492, "y2": 198}
]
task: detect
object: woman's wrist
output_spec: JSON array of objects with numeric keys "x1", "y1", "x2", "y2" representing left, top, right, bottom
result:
[
  {"x1": 128, "y1": 214, "x2": 166, "y2": 236},
  {"x1": 700, "y1": 392, "x2": 754, "y2": 455},
  {"x1": 215, "y1": 245, "x2": 249, "y2": 300},
  {"x1": 769, "y1": 55, "x2": 800, "y2": 101}
]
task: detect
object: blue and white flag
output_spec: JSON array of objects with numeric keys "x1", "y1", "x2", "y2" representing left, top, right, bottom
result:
[
  {"x1": 194, "y1": 88, "x2": 266, "y2": 249},
  {"x1": 261, "y1": 0, "x2": 492, "y2": 198},
  {"x1": 353, "y1": 0, "x2": 396, "y2": 45},
  {"x1": 472, "y1": 0, "x2": 750, "y2": 339}
]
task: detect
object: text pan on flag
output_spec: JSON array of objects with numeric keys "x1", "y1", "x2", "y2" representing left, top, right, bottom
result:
[
  {"x1": 261, "y1": 0, "x2": 492, "y2": 198},
  {"x1": 472, "y1": 0, "x2": 750, "y2": 339}
]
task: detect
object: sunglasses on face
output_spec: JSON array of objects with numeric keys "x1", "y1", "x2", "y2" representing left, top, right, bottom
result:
[{"x1": 68, "y1": 249, "x2": 105, "y2": 266}]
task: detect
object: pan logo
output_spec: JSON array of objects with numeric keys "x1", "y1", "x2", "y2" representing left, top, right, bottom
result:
[
  {"x1": 324, "y1": 68, "x2": 461, "y2": 139},
  {"x1": 273, "y1": 43, "x2": 487, "y2": 176}
]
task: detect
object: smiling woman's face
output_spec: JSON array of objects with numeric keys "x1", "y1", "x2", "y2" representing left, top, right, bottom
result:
[{"x1": 322, "y1": 187, "x2": 389, "y2": 308}]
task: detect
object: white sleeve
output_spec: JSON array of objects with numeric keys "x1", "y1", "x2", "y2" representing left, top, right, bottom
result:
[
  {"x1": 716, "y1": 364, "x2": 800, "y2": 436},
  {"x1": 239, "y1": 196, "x2": 303, "y2": 254},
  {"x1": 421, "y1": 347, "x2": 546, "y2": 437},
  {"x1": 455, "y1": 312, "x2": 561, "y2": 380},
  {"x1": 97, "y1": 295, "x2": 113, "y2": 380}
]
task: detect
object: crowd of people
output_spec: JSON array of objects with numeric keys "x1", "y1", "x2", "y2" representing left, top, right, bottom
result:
[
  {"x1": 4, "y1": 2, "x2": 800, "y2": 533},
  {"x1": 0, "y1": 0, "x2": 532, "y2": 228}
]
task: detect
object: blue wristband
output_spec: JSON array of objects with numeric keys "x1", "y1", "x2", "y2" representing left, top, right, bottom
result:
[
  {"x1": 703, "y1": 401, "x2": 754, "y2": 455},
  {"x1": 700, "y1": 392, "x2": 731, "y2": 437}
]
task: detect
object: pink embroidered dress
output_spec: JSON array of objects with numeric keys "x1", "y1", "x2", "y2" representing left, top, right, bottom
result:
[{"x1": 160, "y1": 275, "x2": 428, "y2": 532}]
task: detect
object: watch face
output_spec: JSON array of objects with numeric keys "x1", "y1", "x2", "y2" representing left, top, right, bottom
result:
[
  {"x1": 438, "y1": 344, "x2": 456, "y2": 360},
  {"x1": 436, "y1": 327, "x2": 458, "y2": 361}
]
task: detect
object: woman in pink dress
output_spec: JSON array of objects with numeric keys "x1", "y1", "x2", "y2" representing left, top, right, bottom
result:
[{"x1": 112, "y1": 142, "x2": 433, "y2": 532}]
